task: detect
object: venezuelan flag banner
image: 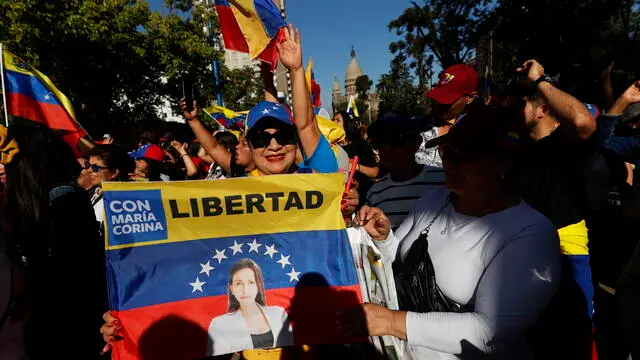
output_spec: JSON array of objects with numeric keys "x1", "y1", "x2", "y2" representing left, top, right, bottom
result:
[
  {"x1": 1, "y1": 48, "x2": 88, "y2": 151},
  {"x1": 104, "y1": 174, "x2": 362, "y2": 360},
  {"x1": 214, "y1": 0, "x2": 286, "y2": 69},
  {"x1": 305, "y1": 58, "x2": 321, "y2": 107},
  {"x1": 203, "y1": 105, "x2": 247, "y2": 130}
]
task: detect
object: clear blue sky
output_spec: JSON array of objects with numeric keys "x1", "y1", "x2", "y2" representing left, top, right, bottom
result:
[{"x1": 149, "y1": 0, "x2": 410, "y2": 109}]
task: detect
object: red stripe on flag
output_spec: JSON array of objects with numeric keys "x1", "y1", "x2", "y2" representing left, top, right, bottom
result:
[
  {"x1": 215, "y1": 5, "x2": 250, "y2": 54},
  {"x1": 257, "y1": 28, "x2": 286, "y2": 71},
  {"x1": 6, "y1": 92, "x2": 80, "y2": 132},
  {"x1": 111, "y1": 285, "x2": 363, "y2": 360}
]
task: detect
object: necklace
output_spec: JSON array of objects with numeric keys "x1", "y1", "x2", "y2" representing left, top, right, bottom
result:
[{"x1": 419, "y1": 195, "x2": 451, "y2": 238}]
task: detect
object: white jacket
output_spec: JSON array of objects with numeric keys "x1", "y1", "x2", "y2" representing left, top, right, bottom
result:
[{"x1": 206, "y1": 305, "x2": 293, "y2": 356}]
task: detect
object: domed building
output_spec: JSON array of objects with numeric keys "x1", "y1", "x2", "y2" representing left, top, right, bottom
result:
[{"x1": 332, "y1": 47, "x2": 379, "y2": 120}]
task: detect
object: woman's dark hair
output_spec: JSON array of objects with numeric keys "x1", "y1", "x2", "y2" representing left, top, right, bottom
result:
[
  {"x1": 89, "y1": 144, "x2": 134, "y2": 182},
  {"x1": 214, "y1": 131, "x2": 244, "y2": 178},
  {"x1": 140, "y1": 158, "x2": 164, "y2": 181},
  {"x1": 188, "y1": 142, "x2": 202, "y2": 157},
  {"x1": 336, "y1": 111, "x2": 350, "y2": 123},
  {"x1": 344, "y1": 115, "x2": 363, "y2": 142},
  {"x1": 3, "y1": 121, "x2": 80, "y2": 266},
  {"x1": 226, "y1": 258, "x2": 266, "y2": 313}
]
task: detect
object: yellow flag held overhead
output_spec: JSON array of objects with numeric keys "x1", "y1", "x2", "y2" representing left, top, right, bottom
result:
[{"x1": 347, "y1": 95, "x2": 359, "y2": 118}]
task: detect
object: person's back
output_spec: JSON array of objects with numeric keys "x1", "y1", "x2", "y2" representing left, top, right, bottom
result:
[{"x1": 24, "y1": 184, "x2": 107, "y2": 359}]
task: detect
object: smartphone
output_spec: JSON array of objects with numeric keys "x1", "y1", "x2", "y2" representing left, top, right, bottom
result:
[{"x1": 182, "y1": 77, "x2": 195, "y2": 112}]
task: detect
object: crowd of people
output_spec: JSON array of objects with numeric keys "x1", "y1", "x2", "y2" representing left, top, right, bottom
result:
[{"x1": 0, "y1": 23, "x2": 639, "y2": 360}]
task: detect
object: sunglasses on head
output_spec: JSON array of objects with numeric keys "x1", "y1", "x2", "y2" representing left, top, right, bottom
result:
[{"x1": 248, "y1": 129, "x2": 297, "y2": 148}]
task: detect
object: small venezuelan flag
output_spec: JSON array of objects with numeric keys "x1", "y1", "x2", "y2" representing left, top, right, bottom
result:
[
  {"x1": 305, "y1": 58, "x2": 321, "y2": 107},
  {"x1": 214, "y1": 0, "x2": 287, "y2": 69},
  {"x1": 203, "y1": 105, "x2": 247, "y2": 130},
  {"x1": 2, "y1": 48, "x2": 88, "y2": 153}
]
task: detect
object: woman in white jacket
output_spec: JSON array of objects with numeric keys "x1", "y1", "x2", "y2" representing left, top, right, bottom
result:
[
  {"x1": 342, "y1": 107, "x2": 562, "y2": 359},
  {"x1": 207, "y1": 258, "x2": 293, "y2": 356}
]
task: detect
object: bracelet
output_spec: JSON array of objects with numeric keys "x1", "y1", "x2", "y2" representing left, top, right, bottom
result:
[{"x1": 181, "y1": 154, "x2": 189, "y2": 158}]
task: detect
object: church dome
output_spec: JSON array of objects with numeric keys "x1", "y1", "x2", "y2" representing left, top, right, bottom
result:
[
  {"x1": 332, "y1": 76, "x2": 341, "y2": 91},
  {"x1": 345, "y1": 47, "x2": 363, "y2": 81}
]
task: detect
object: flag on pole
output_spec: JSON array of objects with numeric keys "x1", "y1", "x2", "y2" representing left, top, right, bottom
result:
[
  {"x1": 103, "y1": 174, "x2": 363, "y2": 359},
  {"x1": 203, "y1": 105, "x2": 247, "y2": 130},
  {"x1": 305, "y1": 58, "x2": 321, "y2": 107},
  {"x1": 214, "y1": 0, "x2": 287, "y2": 70},
  {"x1": 347, "y1": 95, "x2": 359, "y2": 118},
  {"x1": 1, "y1": 48, "x2": 88, "y2": 153}
]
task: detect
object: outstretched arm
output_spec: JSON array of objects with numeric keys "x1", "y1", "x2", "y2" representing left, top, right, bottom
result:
[
  {"x1": 277, "y1": 25, "x2": 321, "y2": 159},
  {"x1": 180, "y1": 100, "x2": 232, "y2": 174}
]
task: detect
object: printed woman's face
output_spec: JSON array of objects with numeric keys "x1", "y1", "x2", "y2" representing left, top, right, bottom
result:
[{"x1": 231, "y1": 268, "x2": 258, "y2": 308}]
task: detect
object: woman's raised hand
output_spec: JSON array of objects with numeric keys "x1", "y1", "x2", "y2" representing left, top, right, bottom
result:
[
  {"x1": 277, "y1": 24, "x2": 303, "y2": 72},
  {"x1": 356, "y1": 206, "x2": 391, "y2": 241}
]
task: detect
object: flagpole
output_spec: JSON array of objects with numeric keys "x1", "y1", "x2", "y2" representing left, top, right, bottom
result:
[{"x1": 0, "y1": 43, "x2": 9, "y2": 127}]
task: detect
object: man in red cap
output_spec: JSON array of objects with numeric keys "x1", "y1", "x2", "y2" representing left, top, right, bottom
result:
[{"x1": 416, "y1": 64, "x2": 480, "y2": 167}]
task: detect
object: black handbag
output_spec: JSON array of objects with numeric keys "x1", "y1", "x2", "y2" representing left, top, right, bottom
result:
[{"x1": 392, "y1": 196, "x2": 463, "y2": 313}]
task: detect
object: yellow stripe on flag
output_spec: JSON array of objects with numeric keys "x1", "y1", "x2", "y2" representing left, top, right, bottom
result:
[
  {"x1": 229, "y1": 0, "x2": 272, "y2": 59},
  {"x1": 103, "y1": 173, "x2": 346, "y2": 250}
]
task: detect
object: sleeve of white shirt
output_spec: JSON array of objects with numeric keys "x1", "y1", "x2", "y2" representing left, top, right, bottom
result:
[{"x1": 404, "y1": 220, "x2": 562, "y2": 355}]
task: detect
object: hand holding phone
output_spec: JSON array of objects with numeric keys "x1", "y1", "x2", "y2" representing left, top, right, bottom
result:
[{"x1": 182, "y1": 78, "x2": 195, "y2": 113}]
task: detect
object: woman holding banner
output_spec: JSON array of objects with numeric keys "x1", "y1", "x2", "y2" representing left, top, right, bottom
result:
[
  {"x1": 101, "y1": 24, "x2": 358, "y2": 358},
  {"x1": 207, "y1": 259, "x2": 293, "y2": 355},
  {"x1": 346, "y1": 107, "x2": 562, "y2": 359}
]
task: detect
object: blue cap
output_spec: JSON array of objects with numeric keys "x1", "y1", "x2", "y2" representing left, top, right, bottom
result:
[{"x1": 246, "y1": 101, "x2": 294, "y2": 132}]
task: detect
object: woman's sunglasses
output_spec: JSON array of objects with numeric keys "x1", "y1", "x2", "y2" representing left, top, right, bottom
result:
[
  {"x1": 248, "y1": 129, "x2": 298, "y2": 149},
  {"x1": 84, "y1": 162, "x2": 109, "y2": 172}
]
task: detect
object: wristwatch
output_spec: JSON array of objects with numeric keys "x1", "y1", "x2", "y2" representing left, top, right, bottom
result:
[{"x1": 534, "y1": 74, "x2": 553, "y2": 88}]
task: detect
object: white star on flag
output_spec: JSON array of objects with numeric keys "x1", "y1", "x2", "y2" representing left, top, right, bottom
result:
[
  {"x1": 43, "y1": 93, "x2": 51, "y2": 100},
  {"x1": 261, "y1": 108, "x2": 271, "y2": 115},
  {"x1": 286, "y1": 267, "x2": 301, "y2": 282},
  {"x1": 264, "y1": 244, "x2": 279, "y2": 259},
  {"x1": 229, "y1": 241, "x2": 244, "y2": 255},
  {"x1": 189, "y1": 277, "x2": 206, "y2": 293},
  {"x1": 199, "y1": 261, "x2": 214, "y2": 276},
  {"x1": 213, "y1": 248, "x2": 227, "y2": 264},
  {"x1": 277, "y1": 254, "x2": 291, "y2": 269},
  {"x1": 248, "y1": 239, "x2": 262, "y2": 253}
]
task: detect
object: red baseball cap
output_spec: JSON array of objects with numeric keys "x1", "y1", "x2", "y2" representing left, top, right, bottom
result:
[
  {"x1": 426, "y1": 64, "x2": 478, "y2": 105},
  {"x1": 129, "y1": 144, "x2": 165, "y2": 162}
]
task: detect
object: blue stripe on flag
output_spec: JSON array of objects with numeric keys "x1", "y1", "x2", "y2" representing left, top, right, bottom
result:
[
  {"x1": 254, "y1": 0, "x2": 286, "y2": 39},
  {"x1": 5, "y1": 70, "x2": 61, "y2": 105},
  {"x1": 107, "y1": 229, "x2": 358, "y2": 311}
]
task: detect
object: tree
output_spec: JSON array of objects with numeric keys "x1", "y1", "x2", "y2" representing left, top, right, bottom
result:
[
  {"x1": 485, "y1": 0, "x2": 639, "y2": 104},
  {"x1": 388, "y1": 0, "x2": 494, "y2": 83},
  {"x1": 354, "y1": 75, "x2": 373, "y2": 122},
  {"x1": 0, "y1": 0, "x2": 221, "y2": 135},
  {"x1": 221, "y1": 66, "x2": 264, "y2": 111},
  {"x1": 376, "y1": 54, "x2": 428, "y2": 117}
]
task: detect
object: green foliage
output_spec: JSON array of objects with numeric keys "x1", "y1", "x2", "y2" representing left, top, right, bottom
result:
[
  {"x1": 485, "y1": 0, "x2": 640, "y2": 101},
  {"x1": 221, "y1": 66, "x2": 264, "y2": 111},
  {"x1": 355, "y1": 75, "x2": 373, "y2": 99},
  {"x1": 389, "y1": 0, "x2": 494, "y2": 86},
  {"x1": 0, "y1": 0, "x2": 250, "y2": 135},
  {"x1": 376, "y1": 55, "x2": 429, "y2": 116},
  {"x1": 333, "y1": 100, "x2": 348, "y2": 113}
]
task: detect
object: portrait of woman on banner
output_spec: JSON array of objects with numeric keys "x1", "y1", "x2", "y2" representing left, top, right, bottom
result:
[{"x1": 207, "y1": 258, "x2": 293, "y2": 355}]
